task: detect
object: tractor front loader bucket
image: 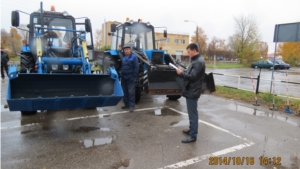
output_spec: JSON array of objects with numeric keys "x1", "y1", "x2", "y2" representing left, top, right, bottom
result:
[
  {"x1": 6, "y1": 73, "x2": 123, "y2": 112},
  {"x1": 147, "y1": 67, "x2": 184, "y2": 95}
]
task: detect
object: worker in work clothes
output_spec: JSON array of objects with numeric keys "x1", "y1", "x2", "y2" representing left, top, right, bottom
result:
[
  {"x1": 1, "y1": 47, "x2": 9, "y2": 80},
  {"x1": 121, "y1": 44, "x2": 139, "y2": 112}
]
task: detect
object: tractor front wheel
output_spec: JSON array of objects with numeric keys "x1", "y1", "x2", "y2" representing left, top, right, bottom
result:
[
  {"x1": 20, "y1": 54, "x2": 35, "y2": 73},
  {"x1": 167, "y1": 95, "x2": 181, "y2": 101},
  {"x1": 21, "y1": 111, "x2": 37, "y2": 116}
]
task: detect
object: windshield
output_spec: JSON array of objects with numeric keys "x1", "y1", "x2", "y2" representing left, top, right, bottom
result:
[
  {"x1": 32, "y1": 17, "x2": 75, "y2": 47},
  {"x1": 123, "y1": 23, "x2": 154, "y2": 50}
]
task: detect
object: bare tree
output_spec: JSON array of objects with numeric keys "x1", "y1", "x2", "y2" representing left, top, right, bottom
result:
[
  {"x1": 94, "y1": 29, "x2": 102, "y2": 50},
  {"x1": 258, "y1": 41, "x2": 268, "y2": 58},
  {"x1": 1, "y1": 29, "x2": 9, "y2": 48},
  {"x1": 191, "y1": 27, "x2": 208, "y2": 55},
  {"x1": 230, "y1": 14, "x2": 261, "y2": 65}
]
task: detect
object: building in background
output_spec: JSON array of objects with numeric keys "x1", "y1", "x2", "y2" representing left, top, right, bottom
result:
[{"x1": 99, "y1": 21, "x2": 189, "y2": 61}]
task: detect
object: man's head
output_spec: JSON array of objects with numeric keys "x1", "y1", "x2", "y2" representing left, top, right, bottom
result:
[
  {"x1": 123, "y1": 44, "x2": 132, "y2": 56},
  {"x1": 186, "y1": 43, "x2": 199, "y2": 58},
  {"x1": 1, "y1": 47, "x2": 5, "y2": 52}
]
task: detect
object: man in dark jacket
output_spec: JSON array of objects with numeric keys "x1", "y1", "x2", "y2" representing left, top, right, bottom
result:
[
  {"x1": 1, "y1": 47, "x2": 9, "y2": 79},
  {"x1": 176, "y1": 43, "x2": 205, "y2": 143},
  {"x1": 121, "y1": 44, "x2": 139, "y2": 112}
]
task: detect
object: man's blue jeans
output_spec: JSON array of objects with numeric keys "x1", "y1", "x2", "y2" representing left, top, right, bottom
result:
[
  {"x1": 121, "y1": 78, "x2": 135, "y2": 108},
  {"x1": 186, "y1": 98, "x2": 199, "y2": 138}
]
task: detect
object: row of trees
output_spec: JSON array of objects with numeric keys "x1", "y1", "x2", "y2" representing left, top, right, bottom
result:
[{"x1": 191, "y1": 15, "x2": 270, "y2": 65}]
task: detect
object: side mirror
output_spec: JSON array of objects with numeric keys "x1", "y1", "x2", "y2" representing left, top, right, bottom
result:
[
  {"x1": 27, "y1": 24, "x2": 30, "y2": 29},
  {"x1": 108, "y1": 32, "x2": 112, "y2": 36},
  {"x1": 85, "y1": 19, "x2": 92, "y2": 32},
  {"x1": 163, "y1": 30, "x2": 167, "y2": 38},
  {"x1": 11, "y1": 11, "x2": 20, "y2": 27},
  {"x1": 111, "y1": 24, "x2": 116, "y2": 32}
]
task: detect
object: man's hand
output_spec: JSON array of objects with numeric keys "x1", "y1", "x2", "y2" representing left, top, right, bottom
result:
[{"x1": 176, "y1": 68, "x2": 183, "y2": 75}]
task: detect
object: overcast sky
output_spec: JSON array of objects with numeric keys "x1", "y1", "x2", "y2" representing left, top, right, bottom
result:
[{"x1": 1, "y1": 0, "x2": 300, "y2": 53}]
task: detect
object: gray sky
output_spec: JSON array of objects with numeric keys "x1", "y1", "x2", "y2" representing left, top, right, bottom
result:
[{"x1": 1, "y1": 0, "x2": 300, "y2": 53}]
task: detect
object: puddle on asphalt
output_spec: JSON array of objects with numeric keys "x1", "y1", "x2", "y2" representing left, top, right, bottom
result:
[
  {"x1": 170, "y1": 119, "x2": 189, "y2": 127},
  {"x1": 146, "y1": 108, "x2": 180, "y2": 116},
  {"x1": 111, "y1": 158, "x2": 131, "y2": 169},
  {"x1": 81, "y1": 135, "x2": 116, "y2": 148},
  {"x1": 227, "y1": 103, "x2": 300, "y2": 127},
  {"x1": 100, "y1": 128, "x2": 110, "y2": 131},
  {"x1": 73, "y1": 126, "x2": 99, "y2": 132},
  {"x1": 74, "y1": 126, "x2": 111, "y2": 132}
]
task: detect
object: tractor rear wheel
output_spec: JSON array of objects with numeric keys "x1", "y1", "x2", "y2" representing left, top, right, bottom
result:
[
  {"x1": 167, "y1": 95, "x2": 181, "y2": 100},
  {"x1": 135, "y1": 86, "x2": 142, "y2": 103},
  {"x1": 20, "y1": 54, "x2": 35, "y2": 73}
]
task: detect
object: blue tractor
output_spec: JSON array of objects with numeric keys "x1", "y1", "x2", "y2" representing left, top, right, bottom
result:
[
  {"x1": 7, "y1": 2, "x2": 123, "y2": 115},
  {"x1": 100, "y1": 18, "x2": 185, "y2": 103}
]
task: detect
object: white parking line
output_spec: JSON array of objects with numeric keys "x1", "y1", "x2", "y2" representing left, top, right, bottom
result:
[
  {"x1": 158, "y1": 142, "x2": 255, "y2": 169},
  {"x1": 0, "y1": 107, "x2": 164, "y2": 130}
]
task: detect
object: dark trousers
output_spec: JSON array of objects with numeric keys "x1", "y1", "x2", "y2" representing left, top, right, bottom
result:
[
  {"x1": 1, "y1": 65, "x2": 9, "y2": 79},
  {"x1": 186, "y1": 98, "x2": 199, "y2": 138},
  {"x1": 121, "y1": 78, "x2": 135, "y2": 108}
]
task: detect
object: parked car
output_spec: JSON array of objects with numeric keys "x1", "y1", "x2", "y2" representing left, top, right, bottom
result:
[
  {"x1": 269, "y1": 59, "x2": 291, "y2": 69},
  {"x1": 251, "y1": 60, "x2": 279, "y2": 69}
]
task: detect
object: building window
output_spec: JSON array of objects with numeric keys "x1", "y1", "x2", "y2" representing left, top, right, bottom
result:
[
  {"x1": 174, "y1": 39, "x2": 179, "y2": 44},
  {"x1": 165, "y1": 38, "x2": 170, "y2": 44},
  {"x1": 181, "y1": 39, "x2": 185, "y2": 44},
  {"x1": 158, "y1": 38, "x2": 162, "y2": 43}
]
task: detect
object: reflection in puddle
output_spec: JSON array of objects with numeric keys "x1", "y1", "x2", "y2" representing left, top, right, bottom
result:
[
  {"x1": 100, "y1": 128, "x2": 110, "y2": 131},
  {"x1": 147, "y1": 108, "x2": 180, "y2": 116},
  {"x1": 227, "y1": 103, "x2": 300, "y2": 127},
  {"x1": 81, "y1": 135, "x2": 116, "y2": 148},
  {"x1": 170, "y1": 119, "x2": 189, "y2": 127}
]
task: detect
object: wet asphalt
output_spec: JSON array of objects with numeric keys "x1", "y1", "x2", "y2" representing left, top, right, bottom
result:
[{"x1": 1, "y1": 77, "x2": 300, "y2": 169}]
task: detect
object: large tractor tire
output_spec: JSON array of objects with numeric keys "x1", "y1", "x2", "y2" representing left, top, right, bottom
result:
[
  {"x1": 21, "y1": 111, "x2": 37, "y2": 116},
  {"x1": 135, "y1": 86, "x2": 142, "y2": 103},
  {"x1": 20, "y1": 54, "x2": 35, "y2": 73},
  {"x1": 167, "y1": 95, "x2": 181, "y2": 101}
]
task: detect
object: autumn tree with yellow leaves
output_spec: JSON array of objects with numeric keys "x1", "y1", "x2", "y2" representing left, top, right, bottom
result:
[{"x1": 277, "y1": 42, "x2": 300, "y2": 66}]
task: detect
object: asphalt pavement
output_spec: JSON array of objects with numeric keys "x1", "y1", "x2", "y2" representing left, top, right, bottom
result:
[{"x1": 1, "y1": 78, "x2": 300, "y2": 169}]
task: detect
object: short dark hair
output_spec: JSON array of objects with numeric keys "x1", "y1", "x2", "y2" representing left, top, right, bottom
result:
[{"x1": 186, "y1": 43, "x2": 199, "y2": 52}]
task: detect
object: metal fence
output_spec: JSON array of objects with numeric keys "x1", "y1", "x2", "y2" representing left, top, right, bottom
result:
[{"x1": 211, "y1": 73, "x2": 300, "y2": 100}]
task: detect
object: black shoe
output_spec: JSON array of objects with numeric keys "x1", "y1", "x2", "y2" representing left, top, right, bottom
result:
[
  {"x1": 121, "y1": 105, "x2": 129, "y2": 109},
  {"x1": 183, "y1": 129, "x2": 190, "y2": 135},
  {"x1": 129, "y1": 107, "x2": 134, "y2": 112},
  {"x1": 182, "y1": 136, "x2": 197, "y2": 143}
]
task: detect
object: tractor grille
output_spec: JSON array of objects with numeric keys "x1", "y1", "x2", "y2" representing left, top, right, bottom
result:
[{"x1": 152, "y1": 52, "x2": 163, "y2": 64}]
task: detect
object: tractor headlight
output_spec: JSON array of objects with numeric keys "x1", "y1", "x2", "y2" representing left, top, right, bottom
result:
[
  {"x1": 52, "y1": 64, "x2": 58, "y2": 70},
  {"x1": 63, "y1": 65, "x2": 69, "y2": 70}
]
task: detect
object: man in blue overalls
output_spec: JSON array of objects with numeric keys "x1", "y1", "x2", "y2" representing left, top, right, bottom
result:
[{"x1": 121, "y1": 44, "x2": 139, "y2": 112}]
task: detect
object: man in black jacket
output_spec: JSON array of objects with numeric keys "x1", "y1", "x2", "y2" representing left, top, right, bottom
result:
[
  {"x1": 176, "y1": 43, "x2": 205, "y2": 143},
  {"x1": 1, "y1": 47, "x2": 9, "y2": 80}
]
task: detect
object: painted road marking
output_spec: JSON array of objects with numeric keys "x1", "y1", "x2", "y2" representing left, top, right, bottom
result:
[
  {"x1": 0, "y1": 107, "x2": 164, "y2": 130},
  {"x1": 158, "y1": 142, "x2": 255, "y2": 169},
  {"x1": 159, "y1": 107, "x2": 255, "y2": 169}
]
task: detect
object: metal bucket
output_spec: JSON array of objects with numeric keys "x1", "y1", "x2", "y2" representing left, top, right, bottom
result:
[
  {"x1": 6, "y1": 73, "x2": 123, "y2": 111},
  {"x1": 146, "y1": 67, "x2": 184, "y2": 95}
]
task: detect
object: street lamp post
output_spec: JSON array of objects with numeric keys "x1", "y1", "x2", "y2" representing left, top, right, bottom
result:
[{"x1": 184, "y1": 20, "x2": 199, "y2": 49}]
